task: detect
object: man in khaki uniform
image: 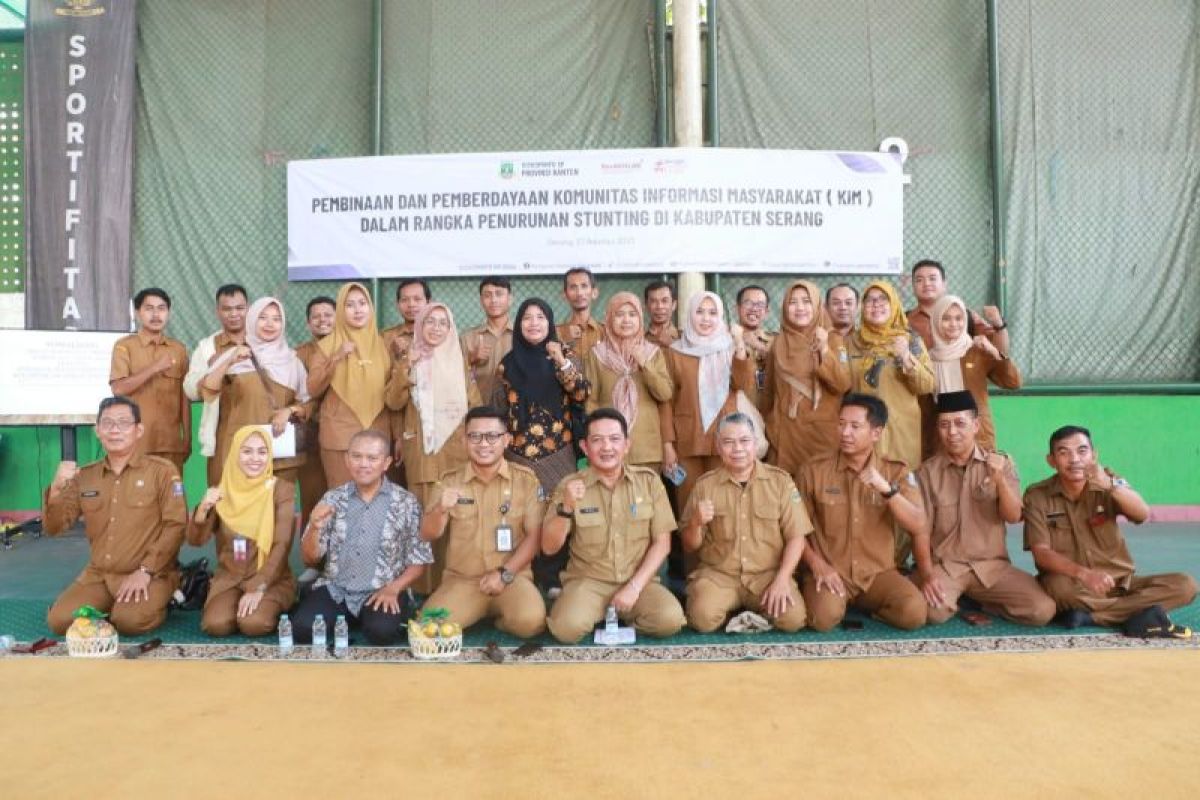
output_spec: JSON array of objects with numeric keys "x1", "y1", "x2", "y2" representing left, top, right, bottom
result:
[
  {"x1": 825, "y1": 283, "x2": 859, "y2": 340},
  {"x1": 644, "y1": 279, "x2": 680, "y2": 347},
  {"x1": 915, "y1": 391, "x2": 1055, "y2": 626},
  {"x1": 798, "y1": 394, "x2": 928, "y2": 631},
  {"x1": 460, "y1": 277, "x2": 514, "y2": 406},
  {"x1": 682, "y1": 412, "x2": 811, "y2": 632},
  {"x1": 544, "y1": 408, "x2": 685, "y2": 643},
  {"x1": 43, "y1": 397, "x2": 187, "y2": 635},
  {"x1": 109, "y1": 288, "x2": 191, "y2": 472},
  {"x1": 1024, "y1": 425, "x2": 1196, "y2": 630},
  {"x1": 556, "y1": 267, "x2": 605, "y2": 361},
  {"x1": 295, "y1": 295, "x2": 336, "y2": 527},
  {"x1": 381, "y1": 279, "x2": 430, "y2": 484},
  {"x1": 422, "y1": 406, "x2": 547, "y2": 638},
  {"x1": 734, "y1": 285, "x2": 777, "y2": 408}
]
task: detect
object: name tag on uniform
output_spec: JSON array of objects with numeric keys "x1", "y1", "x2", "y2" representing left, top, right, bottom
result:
[
  {"x1": 824, "y1": 487, "x2": 841, "y2": 495},
  {"x1": 456, "y1": 497, "x2": 475, "y2": 506},
  {"x1": 495, "y1": 524, "x2": 513, "y2": 552},
  {"x1": 233, "y1": 536, "x2": 249, "y2": 562},
  {"x1": 580, "y1": 507, "x2": 599, "y2": 515},
  {"x1": 81, "y1": 490, "x2": 100, "y2": 498}
]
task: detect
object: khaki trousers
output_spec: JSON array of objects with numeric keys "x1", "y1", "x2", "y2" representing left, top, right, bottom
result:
[
  {"x1": 424, "y1": 574, "x2": 546, "y2": 639},
  {"x1": 925, "y1": 563, "x2": 1056, "y2": 626},
  {"x1": 1040, "y1": 571, "x2": 1197, "y2": 626},
  {"x1": 801, "y1": 568, "x2": 927, "y2": 632},
  {"x1": 548, "y1": 578, "x2": 685, "y2": 644},
  {"x1": 686, "y1": 572, "x2": 806, "y2": 633}
]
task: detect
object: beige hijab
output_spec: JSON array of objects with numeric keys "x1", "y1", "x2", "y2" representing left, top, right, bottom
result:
[
  {"x1": 773, "y1": 280, "x2": 833, "y2": 418},
  {"x1": 591, "y1": 292, "x2": 659, "y2": 430},
  {"x1": 929, "y1": 295, "x2": 973, "y2": 394},
  {"x1": 409, "y1": 302, "x2": 469, "y2": 455}
]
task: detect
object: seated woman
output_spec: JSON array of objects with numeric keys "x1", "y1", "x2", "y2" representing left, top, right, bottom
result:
[
  {"x1": 385, "y1": 301, "x2": 481, "y2": 594},
  {"x1": 662, "y1": 290, "x2": 755, "y2": 514},
  {"x1": 187, "y1": 426, "x2": 296, "y2": 637},
  {"x1": 763, "y1": 279, "x2": 851, "y2": 478},
  {"x1": 845, "y1": 280, "x2": 935, "y2": 469},
  {"x1": 584, "y1": 291, "x2": 673, "y2": 472},
  {"x1": 496, "y1": 298, "x2": 591, "y2": 592},
  {"x1": 925, "y1": 294, "x2": 1022, "y2": 455},
  {"x1": 200, "y1": 297, "x2": 310, "y2": 486}
]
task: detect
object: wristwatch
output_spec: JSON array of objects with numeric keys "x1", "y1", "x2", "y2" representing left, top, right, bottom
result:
[
  {"x1": 556, "y1": 502, "x2": 574, "y2": 518},
  {"x1": 498, "y1": 566, "x2": 515, "y2": 585},
  {"x1": 880, "y1": 482, "x2": 900, "y2": 500},
  {"x1": 1112, "y1": 478, "x2": 1130, "y2": 490}
]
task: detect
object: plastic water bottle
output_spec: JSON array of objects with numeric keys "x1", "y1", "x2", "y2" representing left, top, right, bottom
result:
[
  {"x1": 277, "y1": 614, "x2": 293, "y2": 655},
  {"x1": 334, "y1": 614, "x2": 349, "y2": 658},
  {"x1": 604, "y1": 605, "x2": 619, "y2": 632},
  {"x1": 311, "y1": 614, "x2": 326, "y2": 657}
]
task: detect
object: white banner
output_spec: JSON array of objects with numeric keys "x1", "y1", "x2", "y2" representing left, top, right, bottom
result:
[
  {"x1": 0, "y1": 330, "x2": 124, "y2": 423},
  {"x1": 287, "y1": 147, "x2": 903, "y2": 280}
]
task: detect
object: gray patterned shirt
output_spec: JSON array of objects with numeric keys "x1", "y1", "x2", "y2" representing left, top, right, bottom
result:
[{"x1": 314, "y1": 478, "x2": 431, "y2": 615}]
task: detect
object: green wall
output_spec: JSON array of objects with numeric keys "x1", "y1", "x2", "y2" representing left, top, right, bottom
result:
[{"x1": 1, "y1": 395, "x2": 1196, "y2": 512}]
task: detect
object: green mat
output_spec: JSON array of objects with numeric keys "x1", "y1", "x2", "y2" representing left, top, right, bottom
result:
[{"x1": 5, "y1": 595, "x2": 1197, "y2": 649}]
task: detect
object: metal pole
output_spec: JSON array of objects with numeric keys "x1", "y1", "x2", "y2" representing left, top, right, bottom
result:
[
  {"x1": 674, "y1": 1, "x2": 705, "y2": 311},
  {"x1": 369, "y1": 0, "x2": 384, "y2": 311},
  {"x1": 705, "y1": 0, "x2": 719, "y2": 147},
  {"x1": 985, "y1": 0, "x2": 1007, "y2": 318},
  {"x1": 654, "y1": 0, "x2": 669, "y2": 147}
]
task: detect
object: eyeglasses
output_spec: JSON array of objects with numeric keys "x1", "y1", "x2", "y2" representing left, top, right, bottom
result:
[
  {"x1": 863, "y1": 296, "x2": 891, "y2": 307},
  {"x1": 97, "y1": 419, "x2": 136, "y2": 432},
  {"x1": 466, "y1": 431, "x2": 506, "y2": 444},
  {"x1": 740, "y1": 301, "x2": 767, "y2": 311},
  {"x1": 424, "y1": 318, "x2": 451, "y2": 329}
]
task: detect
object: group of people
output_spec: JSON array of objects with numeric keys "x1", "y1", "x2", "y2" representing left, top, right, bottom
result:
[{"x1": 39, "y1": 263, "x2": 1196, "y2": 645}]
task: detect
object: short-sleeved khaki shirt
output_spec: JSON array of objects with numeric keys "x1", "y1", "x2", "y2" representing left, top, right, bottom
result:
[
  {"x1": 429, "y1": 460, "x2": 546, "y2": 580},
  {"x1": 683, "y1": 463, "x2": 812, "y2": 590},
  {"x1": 918, "y1": 447, "x2": 1018, "y2": 587},
  {"x1": 550, "y1": 464, "x2": 676, "y2": 584},
  {"x1": 1023, "y1": 474, "x2": 1136, "y2": 587},
  {"x1": 109, "y1": 331, "x2": 189, "y2": 454},
  {"x1": 799, "y1": 452, "x2": 920, "y2": 591}
]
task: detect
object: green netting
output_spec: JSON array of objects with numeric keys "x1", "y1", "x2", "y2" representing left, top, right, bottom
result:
[{"x1": 0, "y1": 40, "x2": 21, "y2": 295}]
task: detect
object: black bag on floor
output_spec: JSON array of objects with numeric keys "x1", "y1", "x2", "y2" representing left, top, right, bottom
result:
[{"x1": 170, "y1": 557, "x2": 212, "y2": 611}]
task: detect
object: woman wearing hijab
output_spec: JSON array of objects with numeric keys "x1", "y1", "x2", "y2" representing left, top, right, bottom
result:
[
  {"x1": 763, "y1": 280, "x2": 852, "y2": 477},
  {"x1": 307, "y1": 283, "x2": 394, "y2": 488},
  {"x1": 187, "y1": 426, "x2": 296, "y2": 637},
  {"x1": 924, "y1": 294, "x2": 1021, "y2": 455},
  {"x1": 497, "y1": 298, "x2": 591, "y2": 494},
  {"x1": 584, "y1": 292, "x2": 673, "y2": 471},
  {"x1": 663, "y1": 291, "x2": 755, "y2": 513},
  {"x1": 200, "y1": 297, "x2": 310, "y2": 484},
  {"x1": 385, "y1": 302, "x2": 480, "y2": 508},
  {"x1": 845, "y1": 280, "x2": 936, "y2": 469}
]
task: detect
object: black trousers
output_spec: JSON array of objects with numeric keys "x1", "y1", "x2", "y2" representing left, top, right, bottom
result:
[{"x1": 292, "y1": 585, "x2": 411, "y2": 646}]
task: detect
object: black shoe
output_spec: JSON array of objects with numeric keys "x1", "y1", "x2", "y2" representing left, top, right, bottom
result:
[
  {"x1": 1056, "y1": 609, "x2": 1095, "y2": 629},
  {"x1": 1122, "y1": 604, "x2": 1192, "y2": 639}
]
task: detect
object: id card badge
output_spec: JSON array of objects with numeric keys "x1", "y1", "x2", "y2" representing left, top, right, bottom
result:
[
  {"x1": 495, "y1": 524, "x2": 514, "y2": 552},
  {"x1": 233, "y1": 536, "x2": 249, "y2": 562}
]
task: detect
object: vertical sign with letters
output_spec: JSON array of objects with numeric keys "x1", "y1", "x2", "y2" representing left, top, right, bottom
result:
[{"x1": 25, "y1": 0, "x2": 135, "y2": 330}]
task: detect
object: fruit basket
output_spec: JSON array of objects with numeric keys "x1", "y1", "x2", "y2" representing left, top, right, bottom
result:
[
  {"x1": 407, "y1": 607, "x2": 462, "y2": 660},
  {"x1": 65, "y1": 605, "x2": 119, "y2": 658}
]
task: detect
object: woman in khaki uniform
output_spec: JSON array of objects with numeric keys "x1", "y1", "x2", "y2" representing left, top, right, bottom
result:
[
  {"x1": 307, "y1": 282, "x2": 394, "y2": 488},
  {"x1": 845, "y1": 280, "x2": 935, "y2": 469},
  {"x1": 188, "y1": 426, "x2": 296, "y2": 637},
  {"x1": 925, "y1": 294, "x2": 1022, "y2": 455},
  {"x1": 584, "y1": 292, "x2": 673, "y2": 471},
  {"x1": 385, "y1": 302, "x2": 481, "y2": 594},
  {"x1": 199, "y1": 297, "x2": 310, "y2": 485},
  {"x1": 763, "y1": 280, "x2": 852, "y2": 478},
  {"x1": 663, "y1": 291, "x2": 756, "y2": 513}
]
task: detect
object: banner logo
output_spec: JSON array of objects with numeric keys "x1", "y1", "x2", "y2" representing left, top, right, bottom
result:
[
  {"x1": 55, "y1": 0, "x2": 106, "y2": 17},
  {"x1": 499, "y1": 162, "x2": 514, "y2": 180}
]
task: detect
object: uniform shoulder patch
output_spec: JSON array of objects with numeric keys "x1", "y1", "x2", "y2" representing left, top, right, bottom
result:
[
  {"x1": 906, "y1": 472, "x2": 918, "y2": 487},
  {"x1": 791, "y1": 489, "x2": 801, "y2": 503},
  {"x1": 537, "y1": 485, "x2": 548, "y2": 502},
  {"x1": 172, "y1": 480, "x2": 185, "y2": 497}
]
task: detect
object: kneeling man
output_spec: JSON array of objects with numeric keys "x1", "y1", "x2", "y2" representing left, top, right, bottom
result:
[
  {"x1": 1024, "y1": 425, "x2": 1196, "y2": 632},
  {"x1": 798, "y1": 394, "x2": 928, "y2": 631},
  {"x1": 682, "y1": 412, "x2": 811, "y2": 632},
  {"x1": 915, "y1": 391, "x2": 1055, "y2": 625},
  {"x1": 44, "y1": 396, "x2": 186, "y2": 635},
  {"x1": 421, "y1": 406, "x2": 547, "y2": 638},
  {"x1": 544, "y1": 408, "x2": 685, "y2": 643}
]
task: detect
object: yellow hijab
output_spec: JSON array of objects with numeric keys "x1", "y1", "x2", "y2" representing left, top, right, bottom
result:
[
  {"x1": 214, "y1": 426, "x2": 277, "y2": 570},
  {"x1": 318, "y1": 282, "x2": 390, "y2": 428},
  {"x1": 854, "y1": 280, "x2": 910, "y2": 360}
]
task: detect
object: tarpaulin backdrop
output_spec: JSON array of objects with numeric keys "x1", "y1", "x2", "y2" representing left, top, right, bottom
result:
[
  {"x1": 129, "y1": 0, "x2": 1198, "y2": 382},
  {"x1": 25, "y1": 0, "x2": 135, "y2": 331}
]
